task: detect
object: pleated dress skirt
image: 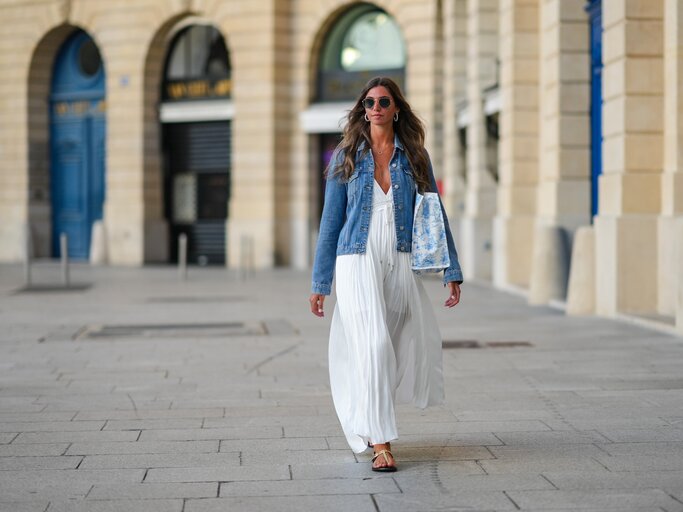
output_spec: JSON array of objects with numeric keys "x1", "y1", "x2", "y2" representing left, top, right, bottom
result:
[{"x1": 329, "y1": 179, "x2": 444, "y2": 454}]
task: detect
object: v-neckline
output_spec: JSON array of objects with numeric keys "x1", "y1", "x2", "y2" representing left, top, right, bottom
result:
[{"x1": 374, "y1": 178, "x2": 390, "y2": 196}]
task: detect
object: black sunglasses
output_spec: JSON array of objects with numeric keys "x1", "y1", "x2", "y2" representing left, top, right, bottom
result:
[{"x1": 362, "y1": 97, "x2": 392, "y2": 109}]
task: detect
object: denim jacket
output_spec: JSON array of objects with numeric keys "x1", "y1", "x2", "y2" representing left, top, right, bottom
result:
[{"x1": 311, "y1": 134, "x2": 463, "y2": 295}]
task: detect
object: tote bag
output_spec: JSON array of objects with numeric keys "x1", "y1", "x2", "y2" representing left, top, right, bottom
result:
[{"x1": 411, "y1": 191, "x2": 450, "y2": 274}]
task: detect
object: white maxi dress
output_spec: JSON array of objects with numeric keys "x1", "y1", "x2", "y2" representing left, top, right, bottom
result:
[{"x1": 329, "y1": 179, "x2": 444, "y2": 453}]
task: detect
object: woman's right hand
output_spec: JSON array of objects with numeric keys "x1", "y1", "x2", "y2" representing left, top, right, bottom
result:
[{"x1": 309, "y1": 294, "x2": 325, "y2": 317}]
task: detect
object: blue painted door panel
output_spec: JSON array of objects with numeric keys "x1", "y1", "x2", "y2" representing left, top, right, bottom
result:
[
  {"x1": 587, "y1": 0, "x2": 603, "y2": 219},
  {"x1": 50, "y1": 30, "x2": 106, "y2": 259},
  {"x1": 51, "y1": 118, "x2": 88, "y2": 257}
]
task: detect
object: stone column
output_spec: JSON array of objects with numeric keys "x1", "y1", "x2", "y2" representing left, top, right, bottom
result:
[
  {"x1": 460, "y1": 0, "x2": 498, "y2": 280},
  {"x1": 493, "y1": 0, "x2": 539, "y2": 288},
  {"x1": 659, "y1": 0, "x2": 683, "y2": 317},
  {"x1": 442, "y1": 0, "x2": 467, "y2": 243},
  {"x1": 595, "y1": 1, "x2": 664, "y2": 315},
  {"x1": 225, "y1": 2, "x2": 281, "y2": 269},
  {"x1": 399, "y1": 1, "x2": 439, "y2": 154},
  {"x1": 531, "y1": 0, "x2": 590, "y2": 302}
]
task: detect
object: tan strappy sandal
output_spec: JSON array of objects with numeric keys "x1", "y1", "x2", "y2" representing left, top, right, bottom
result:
[{"x1": 371, "y1": 449, "x2": 397, "y2": 472}]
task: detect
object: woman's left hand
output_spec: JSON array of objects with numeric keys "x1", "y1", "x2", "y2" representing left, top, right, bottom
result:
[{"x1": 444, "y1": 282, "x2": 461, "y2": 308}]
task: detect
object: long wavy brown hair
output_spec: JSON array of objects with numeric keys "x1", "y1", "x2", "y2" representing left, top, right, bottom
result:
[{"x1": 328, "y1": 76, "x2": 431, "y2": 193}]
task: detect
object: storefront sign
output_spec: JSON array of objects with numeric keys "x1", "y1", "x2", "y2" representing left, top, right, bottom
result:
[{"x1": 164, "y1": 79, "x2": 232, "y2": 101}]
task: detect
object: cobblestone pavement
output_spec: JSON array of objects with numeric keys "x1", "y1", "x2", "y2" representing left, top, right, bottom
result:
[{"x1": 1, "y1": 262, "x2": 683, "y2": 512}]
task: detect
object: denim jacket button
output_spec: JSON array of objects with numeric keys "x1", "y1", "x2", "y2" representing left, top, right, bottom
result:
[
  {"x1": 394, "y1": 184, "x2": 399, "y2": 189},
  {"x1": 392, "y1": 163, "x2": 396, "y2": 167},
  {"x1": 400, "y1": 226, "x2": 404, "y2": 231}
]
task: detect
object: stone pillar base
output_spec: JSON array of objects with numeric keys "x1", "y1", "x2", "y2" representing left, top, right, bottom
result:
[
  {"x1": 493, "y1": 215, "x2": 534, "y2": 288},
  {"x1": 676, "y1": 217, "x2": 683, "y2": 335},
  {"x1": 529, "y1": 225, "x2": 570, "y2": 305},
  {"x1": 595, "y1": 214, "x2": 658, "y2": 316},
  {"x1": 0, "y1": 221, "x2": 24, "y2": 262},
  {"x1": 144, "y1": 219, "x2": 169, "y2": 264},
  {"x1": 90, "y1": 220, "x2": 108, "y2": 265},
  {"x1": 566, "y1": 226, "x2": 595, "y2": 316},
  {"x1": 227, "y1": 218, "x2": 274, "y2": 270},
  {"x1": 460, "y1": 216, "x2": 492, "y2": 280},
  {"x1": 106, "y1": 219, "x2": 143, "y2": 266},
  {"x1": 287, "y1": 218, "x2": 309, "y2": 270}
]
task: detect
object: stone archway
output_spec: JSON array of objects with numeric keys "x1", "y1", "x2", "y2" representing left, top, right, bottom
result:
[{"x1": 27, "y1": 24, "x2": 81, "y2": 258}]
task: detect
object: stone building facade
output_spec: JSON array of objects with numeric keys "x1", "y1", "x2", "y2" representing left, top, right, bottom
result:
[{"x1": 0, "y1": 0, "x2": 681, "y2": 332}]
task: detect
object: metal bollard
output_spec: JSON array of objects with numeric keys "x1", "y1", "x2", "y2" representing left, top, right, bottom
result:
[
  {"x1": 178, "y1": 233, "x2": 188, "y2": 281},
  {"x1": 240, "y1": 234, "x2": 255, "y2": 281},
  {"x1": 23, "y1": 224, "x2": 32, "y2": 287},
  {"x1": 60, "y1": 233, "x2": 70, "y2": 288}
]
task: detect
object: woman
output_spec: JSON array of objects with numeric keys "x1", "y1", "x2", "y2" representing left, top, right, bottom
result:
[{"x1": 309, "y1": 77, "x2": 462, "y2": 472}]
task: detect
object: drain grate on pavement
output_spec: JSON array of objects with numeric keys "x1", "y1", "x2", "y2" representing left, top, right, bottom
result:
[
  {"x1": 14, "y1": 284, "x2": 92, "y2": 294},
  {"x1": 76, "y1": 322, "x2": 264, "y2": 339},
  {"x1": 442, "y1": 340, "x2": 532, "y2": 349},
  {"x1": 69, "y1": 318, "x2": 299, "y2": 340},
  {"x1": 442, "y1": 340, "x2": 482, "y2": 349}
]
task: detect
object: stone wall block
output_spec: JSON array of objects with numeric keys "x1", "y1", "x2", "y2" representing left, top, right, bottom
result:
[
  {"x1": 566, "y1": 225, "x2": 596, "y2": 315},
  {"x1": 528, "y1": 224, "x2": 570, "y2": 305}
]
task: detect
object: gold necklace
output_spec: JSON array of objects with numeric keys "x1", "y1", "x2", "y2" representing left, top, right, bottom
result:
[{"x1": 372, "y1": 143, "x2": 393, "y2": 155}]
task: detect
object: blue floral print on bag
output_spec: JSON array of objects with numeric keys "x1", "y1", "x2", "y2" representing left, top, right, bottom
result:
[{"x1": 411, "y1": 191, "x2": 450, "y2": 274}]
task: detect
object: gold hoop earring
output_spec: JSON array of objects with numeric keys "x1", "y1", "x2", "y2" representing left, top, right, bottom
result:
[
  {"x1": 364, "y1": 114, "x2": 370, "y2": 122},
  {"x1": 394, "y1": 112, "x2": 399, "y2": 122}
]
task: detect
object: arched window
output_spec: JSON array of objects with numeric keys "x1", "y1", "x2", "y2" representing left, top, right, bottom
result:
[
  {"x1": 318, "y1": 4, "x2": 406, "y2": 101},
  {"x1": 163, "y1": 25, "x2": 231, "y2": 101}
]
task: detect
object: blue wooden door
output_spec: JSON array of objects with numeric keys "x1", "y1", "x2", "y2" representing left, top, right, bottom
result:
[
  {"x1": 587, "y1": 0, "x2": 603, "y2": 219},
  {"x1": 50, "y1": 31, "x2": 106, "y2": 259}
]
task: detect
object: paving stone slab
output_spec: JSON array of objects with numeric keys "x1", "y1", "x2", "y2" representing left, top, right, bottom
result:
[
  {"x1": 595, "y1": 441, "x2": 683, "y2": 456},
  {"x1": 66, "y1": 440, "x2": 218, "y2": 455},
  {"x1": 598, "y1": 427, "x2": 683, "y2": 443},
  {"x1": 595, "y1": 453, "x2": 683, "y2": 472},
  {"x1": 103, "y1": 419, "x2": 203, "y2": 430},
  {"x1": 240, "y1": 449, "x2": 355, "y2": 465},
  {"x1": 492, "y1": 430, "x2": 611, "y2": 445},
  {"x1": 506, "y1": 488, "x2": 683, "y2": 510},
  {"x1": 0, "y1": 413, "x2": 75, "y2": 423},
  {"x1": 0, "y1": 502, "x2": 49, "y2": 512},
  {"x1": 0, "y1": 443, "x2": 69, "y2": 456},
  {"x1": 479, "y1": 457, "x2": 608, "y2": 474},
  {"x1": 46, "y1": 499, "x2": 184, "y2": 512},
  {"x1": 79, "y1": 452, "x2": 240, "y2": 469},
  {"x1": 218, "y1": 406, "x2": 319, "y2": 418},
  {"x1": 218, "y1": 437, "x2": 326, "y2": 452},
  {"x1": 87, "y1": 482, "x2": 217, "y2": 499},
  {"x1": 205, "y1": 415, "x2": 339, "y2": 429},
  {"x1": 0, "y1": 482, "x2": 92, "y2": 501},
  {"x1": 291, "y1": 460, "x2": 484, "y2": 479},
  {"x1": 542, "y1": 470, "x2": 683, "y2": 490},
  {"x1": 74, "y1": 408, "x2": 225, "y2": 421},
  {"x1": 0, "y1": 456, "x2": 82, "y2": 470},
  {"x1": 138, "y1": 425, "x2": 283, "y2": 441},
  {"x1": 373, "y1": 490, "x2": 517, "y2": 511},
  {"x1": 487, "y1": 444, "x2": 606, "y2": 459},
  {"x1": 184, "y1": 495, "x2": 376, "y2": 512},
  {"x1": 14, "y1": 431, "x2": 140, "y2": 444},
  {"x1": 145, "y1": 464, "x2": 290, "y2": 483},
  {"x1": 396, "y1": 472, "x2": 556, "y2": 493},
  {"x1": 0, "y1": 421, "x2": 105, "y2": 433},
  {"x1": 219, "y1": 477, "x2": 399, "y2": 497},
  {"x1": 0, "y1": 468, "x2": 145, "y2": 486}
]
